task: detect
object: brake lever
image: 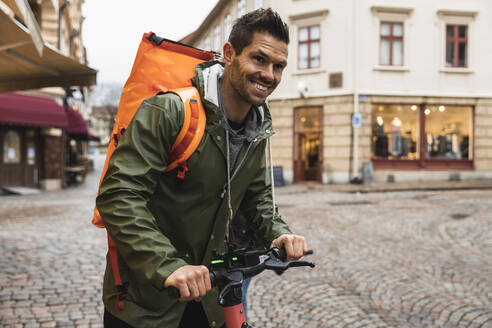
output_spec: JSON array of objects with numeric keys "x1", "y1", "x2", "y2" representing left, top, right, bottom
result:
[{"x1": 264, "y1": 257, "x2": 315, "y2": 275}]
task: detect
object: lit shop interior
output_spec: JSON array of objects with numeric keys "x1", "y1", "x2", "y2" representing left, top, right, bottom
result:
[
  {"x1": 294, "y1": 107, "x2": 322, "y2": 182},
  {"x1": 371, "y1": 104, "x2": 473, "y2": 164}
]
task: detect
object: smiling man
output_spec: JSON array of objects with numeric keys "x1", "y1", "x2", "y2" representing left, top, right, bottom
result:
[{"x1": 96, "y1": 8, "x2": 308, "y2": 328}]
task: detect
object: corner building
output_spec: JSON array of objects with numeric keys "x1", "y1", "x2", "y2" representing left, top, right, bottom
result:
[{"x1": 183, "y1": 0, "x2": 492, "y2": 184}]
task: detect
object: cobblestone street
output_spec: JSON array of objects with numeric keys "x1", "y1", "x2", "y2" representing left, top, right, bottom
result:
[{"x1": 1, "y1": 156, "x2": 492, "y2": 327}]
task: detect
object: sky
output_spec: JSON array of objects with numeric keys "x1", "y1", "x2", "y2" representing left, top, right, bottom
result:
[{"x1": 82, "y1": 0, "x2": 218, "y2": 85}]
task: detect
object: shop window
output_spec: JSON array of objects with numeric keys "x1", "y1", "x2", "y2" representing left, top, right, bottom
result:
[
  {"x1": 424, "y1": 106, "x2": 472, "y2": 160},
  {"x1": 238, "y1": 0, "x2": 246, "y2": 17},
  {"x1": 446, "y1": 25, "x2": 467, "y2": 67},
  {"x1": 224, "y1": 14, "x2": 232, "y2": 43},
  {"x1": 3, "y1": 130, "x2": 21, "y2": 164},
  {"x1": 27, "y1": 142, "x2": 36, "y2": 165},
  {"x1": 380, "y1": 22, "x2": 403, "y2": 66},
  {"x1": 371, "y1": 104, "x2": 473, "y2": 165},
  {"x1": 298, "y1": 25, "x2": 320, "y2": 70},
  {"x1": 372, "y1": 105, "x2": 419, "y2": 160}
]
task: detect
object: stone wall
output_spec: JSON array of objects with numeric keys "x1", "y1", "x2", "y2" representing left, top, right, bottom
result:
[{"x1": 475, "y1": 98, "x2": 492, "y2": 172}]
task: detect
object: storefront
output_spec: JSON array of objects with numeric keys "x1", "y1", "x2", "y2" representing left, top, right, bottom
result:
[
  {"x1": 370, "y1": 103, "x2": 473, "y2": 170},
  {"x1": 0, "y1": 92, "x2": 70, "y2": 190},
  {"x1": 268, "y1": 94, "x2": 492, "y2": 184}
]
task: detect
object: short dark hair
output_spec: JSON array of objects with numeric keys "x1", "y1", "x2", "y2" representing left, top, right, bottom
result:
[{"x1": 228, "y1": 8, "x2": 289, "y2": 55}]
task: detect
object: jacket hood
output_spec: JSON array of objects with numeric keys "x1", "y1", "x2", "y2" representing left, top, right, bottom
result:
[{"x1": 191, "y1": 60, "x2": 274, "y2": 139}]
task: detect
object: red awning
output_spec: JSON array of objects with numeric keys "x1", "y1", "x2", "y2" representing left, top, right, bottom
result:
[
  {"x1": 64, "y1": 105, "x2": 89, "y2": 139},
  {"x1": 0, "y1": 92, "x2": 68, "y2": 128}
]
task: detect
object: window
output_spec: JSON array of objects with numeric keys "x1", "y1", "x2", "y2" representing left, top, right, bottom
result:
[
  {"x1": 298, "y1": 25, "x2": 320, "y2": 69},
  {"x1": 224, "y1": 14, "x2": 232, "y2": 43},
  {"x1": 380, "y1": 22, "x2": 403, "y2": 66},
  {"x1": 26, "y1": 130, "x2": 36, "y2": 165},
  {"x1": 254, "y1": 0, "x2": 263, "y2": 9},
  {"x1": 3, "y1": 130, "x2": 21, "y2": 164},
  {"x1": 446, "y1": 25, "x2": 467, "y2": 67},
  {"x1": 372, "y1": 105, "x2": 419, "y2": 160},
  {"x1": 371, "y1": 104, "x2": 473, "y2": 165},
  {"x1": 203, "y1": 36, "x2": 211, "y2": 50},
  {"x1": 238, "y1": 0, "x2": 246, "y2": 17},
  {"x1": 424, "y1": 105, "x2": 471, "y2": 159},
  {"x1": 213, "y1": 25, "x2": 221, "y2": 52}
]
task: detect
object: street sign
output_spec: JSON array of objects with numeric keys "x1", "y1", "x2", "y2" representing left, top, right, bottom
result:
[{"x1": 352, "y1": 112, "x2": 362, "y2": 129}]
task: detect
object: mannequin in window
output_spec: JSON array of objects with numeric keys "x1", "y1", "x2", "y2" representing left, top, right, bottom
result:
[
  {"x1": 373, "y1": 116, "x2": 388, "y2": 157},
  {"x1": 390, "y1": 117, "x2": 402, "y2": 157}
]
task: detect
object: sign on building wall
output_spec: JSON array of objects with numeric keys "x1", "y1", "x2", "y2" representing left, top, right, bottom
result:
[{"x1": 352, "y1": 112, "x2": 362, "y2": 129}]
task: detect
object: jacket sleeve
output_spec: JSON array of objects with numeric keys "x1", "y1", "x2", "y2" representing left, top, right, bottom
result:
[
  {"x1": 240, "y1": 141, "x2": 292, "y2": 248},
  {"x1": 96, "y1": 94, "x2": 188, "y2": 290}
]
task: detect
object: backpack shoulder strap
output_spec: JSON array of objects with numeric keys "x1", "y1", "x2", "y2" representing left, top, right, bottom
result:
[{"x1": 165, "y1": 86, "x2": 206, "y2": 179}]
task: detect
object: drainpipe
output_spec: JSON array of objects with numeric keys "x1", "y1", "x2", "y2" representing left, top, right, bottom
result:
[
  {"x1": 57, "y1": 0, "x2": 68, "y2": 50},
  {"x1": 351, "y1": 0, "x2": 360, "y2": 182}
]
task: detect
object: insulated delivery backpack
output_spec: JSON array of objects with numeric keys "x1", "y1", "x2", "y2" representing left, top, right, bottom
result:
[{"x1": 92, "y1": 32, "x2": 215, "y2": 310}]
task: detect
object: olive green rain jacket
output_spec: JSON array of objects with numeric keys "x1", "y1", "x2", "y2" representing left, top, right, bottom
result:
[{"x1": 96, "y1": 60, "x2": 292, "y2": 328}]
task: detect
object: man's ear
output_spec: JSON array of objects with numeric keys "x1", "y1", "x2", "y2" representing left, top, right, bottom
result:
[{"x1": 222, "y1": 42, "x2": 235, "y2": 66}]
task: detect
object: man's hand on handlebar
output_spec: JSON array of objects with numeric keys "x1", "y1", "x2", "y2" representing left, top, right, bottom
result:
[
  {"x1": 270, "y1": 234, "x2": 308, "y2": 262},
  {"x1": 164, "y1": 265, "x2": 212, "y2": 302}
]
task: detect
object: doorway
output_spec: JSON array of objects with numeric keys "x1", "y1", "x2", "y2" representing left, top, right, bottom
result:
[
  {"x1": 0, "y1": 127, "x2": 40, "y2": 188},
  {"x1": 293, "y1": 107, "x2": 323, "y2": 183}
]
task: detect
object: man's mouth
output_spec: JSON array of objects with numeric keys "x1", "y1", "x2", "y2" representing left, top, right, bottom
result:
[{"x1": 255, "y1": 83, "x2": 268, "y2": 91}]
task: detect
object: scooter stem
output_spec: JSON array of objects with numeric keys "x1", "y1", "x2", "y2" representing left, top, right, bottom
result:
[{"x1": 223, "y1": 303, "x2": 248, "y2": 328}]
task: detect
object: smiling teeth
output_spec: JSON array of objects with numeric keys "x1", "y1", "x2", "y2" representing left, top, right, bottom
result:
[{"x1": 255, "y1": 84, "x2": 267, "y2": 91}]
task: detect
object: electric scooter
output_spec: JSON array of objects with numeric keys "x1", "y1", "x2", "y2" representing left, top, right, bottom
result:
[{"x1": 168, "y1": 246, "x2": 315, "y2": 328}]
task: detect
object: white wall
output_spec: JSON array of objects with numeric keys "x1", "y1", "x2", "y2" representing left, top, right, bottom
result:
[
  {"x1": 360, "y1": 0, "x2": 492, "y2": 97},
  {"x1": 270, "y1": 0, "x2": 492, "y2": 100}
]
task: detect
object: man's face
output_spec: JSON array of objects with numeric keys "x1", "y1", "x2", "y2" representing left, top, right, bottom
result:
[{"x1": 227, "y1": 32, "x2": 288, "y2": 107}]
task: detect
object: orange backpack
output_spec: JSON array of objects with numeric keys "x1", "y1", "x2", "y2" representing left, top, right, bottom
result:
[
  {"x1": 93, "y1": 32, "x2": 215, "y2": 310},
  {"x1": 92, "y1": 32, "x2": 214, "y2": 228}
]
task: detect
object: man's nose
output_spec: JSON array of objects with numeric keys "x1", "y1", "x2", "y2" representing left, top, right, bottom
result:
[{"x1": 260, "y1": 65, "x2": 275, "y2": 83}]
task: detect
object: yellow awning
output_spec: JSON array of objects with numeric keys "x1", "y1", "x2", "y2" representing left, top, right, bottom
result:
[{"x1": 0, "y1": 2, "x2": 97, "y2": 92}]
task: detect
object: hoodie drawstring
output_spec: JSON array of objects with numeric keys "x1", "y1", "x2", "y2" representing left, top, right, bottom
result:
[
  {"x1": 268, "y1": 136, "x2": 276, "y2": 215},
  {"x1": 225, "y1": 130, "x2": 235, "y2": 244}
]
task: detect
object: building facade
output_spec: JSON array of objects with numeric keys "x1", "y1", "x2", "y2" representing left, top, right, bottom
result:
[
  {"x1": 184, "y1": 0, "x2": 492, "y2": 184},
  {"x1": 0, "y1": 0, "x2": 95, "y2": 190},
  {"x1": 90, "y1": 105, "x2": 117, "y2": 145}
]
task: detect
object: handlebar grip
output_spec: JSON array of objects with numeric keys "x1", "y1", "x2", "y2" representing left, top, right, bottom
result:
[
  {"x1": 167, "y1": 272, "x2": 217, "y2": 299},
  {"x1": 276, "y1": 247, "x2": 287, "y2": 261},
  {"x1": 167, "y1": 286, "x2": 180, "y2": 299},
  {"x1": 275, "y1": 248, "x2": 314, "y2": 261}
]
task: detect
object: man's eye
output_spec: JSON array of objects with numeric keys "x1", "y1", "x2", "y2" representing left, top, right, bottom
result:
[{"x1": 254, "y1": 56, "x2": 264, "y2": 63}]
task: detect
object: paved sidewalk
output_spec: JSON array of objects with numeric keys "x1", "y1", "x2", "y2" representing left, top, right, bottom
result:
[
  {"x1": 0, "y1": 160, "x2": 106, "y2": 328},
  {"x1": 328, "y1": 179, "x2": 492, "y2": 194},
  {"x1": 1, "y1": 159, "x2": 492, "y2": 327}
]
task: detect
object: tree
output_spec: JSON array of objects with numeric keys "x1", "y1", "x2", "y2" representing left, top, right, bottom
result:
[{"x1": 89, "y1": 82, "x2": 123, "y2": 107}]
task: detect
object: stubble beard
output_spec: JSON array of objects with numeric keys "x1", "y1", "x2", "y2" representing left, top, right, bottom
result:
[{"x1": 229, "y1": 60, "x2": 273, "y2": 107}]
